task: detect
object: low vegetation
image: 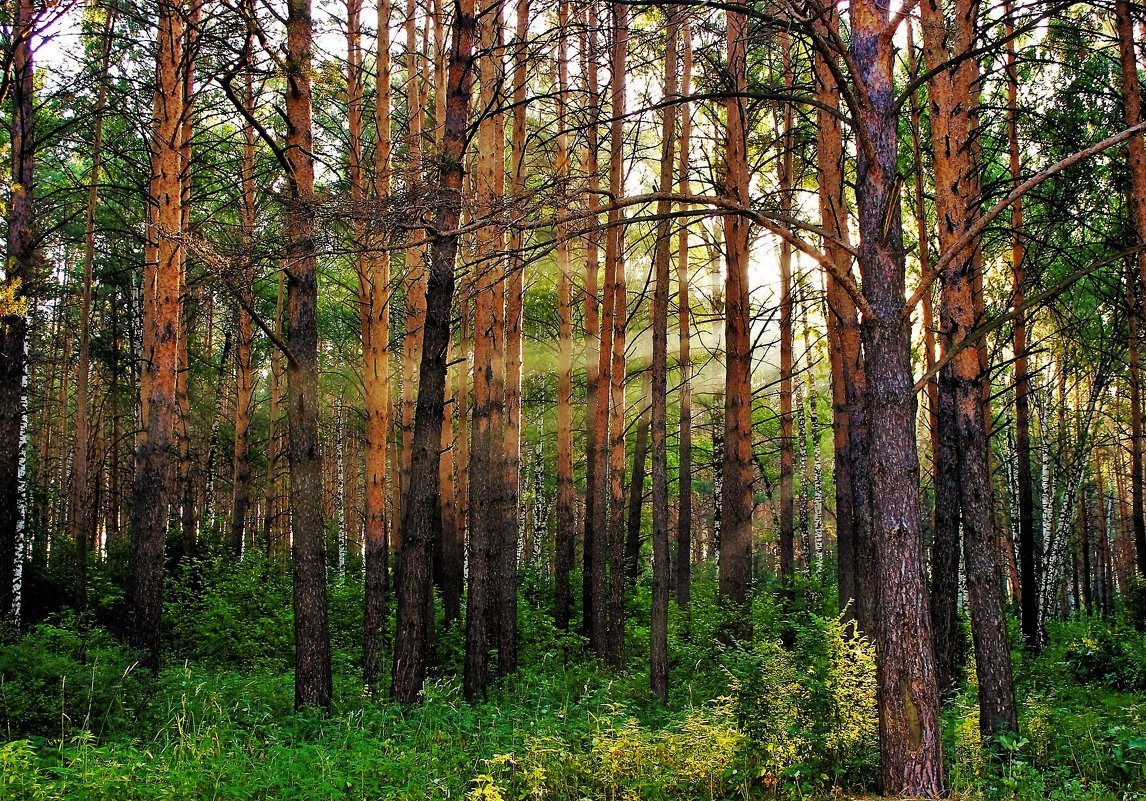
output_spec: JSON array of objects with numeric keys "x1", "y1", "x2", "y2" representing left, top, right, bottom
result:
[{"x1": 2, "y1": 556, "x2": 1143, "y2": 800}]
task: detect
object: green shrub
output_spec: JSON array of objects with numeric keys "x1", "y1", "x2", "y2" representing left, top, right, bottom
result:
[{"x1": 0, "y1": 619, "x2": 145, "y2": 739}]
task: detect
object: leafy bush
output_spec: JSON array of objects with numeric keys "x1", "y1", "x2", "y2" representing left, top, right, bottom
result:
[{"x1": 0, "y1": 619, "x2": 144, "y2": 738}]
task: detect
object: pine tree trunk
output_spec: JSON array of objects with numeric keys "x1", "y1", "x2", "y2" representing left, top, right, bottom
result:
[
  {"x1": 921, "y1": 0, "x2": 1017, "y2": 734},
  {"x1": 554, "y1": 0, "x2": 575, "y2": 629},
  {"x1": 813, "y1": 2, "x2": 860, "y2": 625},
  {"x1": 284, "y1": 0, "x2": 332, "y2": 711},
  {"x1": 230, "y1": 59, "x2": 257, "y2": 558},
  {"x1": 464, "y1": 0, "x2": 506, "y2": 699},
  {"x1": 720, "y1": 2, "x2": 752, "y2": 609},
  {"x1": 674, "y1": 20, "x2": 693, "y2": 609},
  {"x1": 393, "y1": 0, "x2": 474, "y2": 703},
  {"x1": 581, "y1": 7, "x2": 608, "y2": 653},
  {"x1": 777, "y1": 31, "x2": 795, "y2": 582},
  {"x1": 1117, "y1": 0, "x2": 1146, "y2": 576},
  {"x1": 604, "y1": 0, "x2": 629, "y2": 668},
  {"x1": 363, "y1": 0, "x2": 393, "y2": 690},
  {"x1": 73, "y1": 4, "x2": 116, "y2": 609},
  {"x1": 850, "y1": 0, "x2": 945, "y2": 791},
  {"x1": 649, "y1": 4, "x2": 679, "y2": 702}
]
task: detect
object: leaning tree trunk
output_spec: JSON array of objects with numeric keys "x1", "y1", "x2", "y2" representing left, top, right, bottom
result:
[{"x1": 393, "y1": 0, "x2": 475, "y2": 704}]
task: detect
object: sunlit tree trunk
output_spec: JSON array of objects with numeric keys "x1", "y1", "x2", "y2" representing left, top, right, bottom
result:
[
  {"x1": 128, "y1": 0, "x2": 184, "y2": 671},
  {"x1": 921, "y1": 0, "x2": 1017, "y2": 734},
  {"x1": 720, "y1": 0, "x2": 752, "y2": 609},
  {"x1": 363, "y1": 0, "x2": 393, "y2": 690}
]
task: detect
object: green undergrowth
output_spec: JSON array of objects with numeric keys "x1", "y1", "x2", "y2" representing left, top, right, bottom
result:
[{"x1": 0, "y1": 556, "x2": 1143, "y2": 799}]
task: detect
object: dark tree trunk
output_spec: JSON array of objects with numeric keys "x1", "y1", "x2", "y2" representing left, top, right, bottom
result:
[
  {"x1": 626, "y1": 375, "x2": 650, "y2": 585},
  {"x1": 850, "y1": 0, "x2": 945, "y2": 791},
  {"x1": 284, "y1": 0, "x2": 332, "y2": 711},
  {"x1": 394, "y1": 0, "x2": 474, "y2": 704},
  {"x1": 650, "y1": 4, "x2": 679, "y2": 703}
]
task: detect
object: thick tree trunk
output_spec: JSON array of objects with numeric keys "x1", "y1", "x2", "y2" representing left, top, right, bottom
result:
[
  {"x1": 778, "y1": 31, "x2": 795, "y2": 583},
  {"x1": 921, "y1": 0, "x2": 1017, "y2": 735},
  {"x1": 850, "y1": 0, "x2": 945, "y2": 792},
  {"x1": 128, "y1": 0, "x2": 184, "y2": 671},
  {"x1": 719, "y1": 1, "x2": 752, "y2": 610},
  {"x1": 394, "y1": 0, "x2": 474, "y2": 703},
  {"x1": 284, "y1": 0, "x2": 332, "y2": 711}
]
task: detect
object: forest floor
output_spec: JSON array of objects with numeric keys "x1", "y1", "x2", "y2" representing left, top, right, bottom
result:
[{"x1": 1, "y1": 554, "x2": 1145, "y2": 800}]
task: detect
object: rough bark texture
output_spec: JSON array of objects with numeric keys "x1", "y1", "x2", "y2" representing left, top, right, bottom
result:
[
  {"x1": 1117, "y1": 0, "x2": 1146, "y2": 576},
  {"x1": 921, "y1": 0, "x2": 1017, "y2": 735},
  {"x1": 464, "y1": 0, "x2": 505, "y2": 699},
  {"x1": 675, "y1": 20, "x2": 693, "y2": 609},
  {"x1": 649, "y1": 5, "x2": 678, "y2": 703},
  {"x1": 719, "y1": 1, "x2": 752, "y2": 610},
  {"x1": 778, "y1": 31, "x2": 795, "y2": 583},
  {"x1": 128, "y1": 0, "x2": 183, "y2": 671},
  {"x1": 554, "y1": 0, "x2": 575, "y2": 630},
  {"x1": 394, "y1": 0, "x2": 474, "y2": 704},
  {"x1": 363, "y1": 0, "x2": 393, "y2": 691},
  {"x1": 850, "y1": 0, "x2": 946, "y2": 792},
  {"x1": 604, "y1": 0, "x2": 629, "y2": 669},
  {"x1": 283, "y1": 0, "x2": 332, "y2": 711}
]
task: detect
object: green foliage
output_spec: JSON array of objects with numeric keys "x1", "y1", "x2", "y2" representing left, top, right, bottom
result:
[
  {"x1": 0, "y1": 619, "x2": 145, "y2": 738},
  {"x1": 2, "y1": 572, "x2": 1145, "y2": 800}
]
